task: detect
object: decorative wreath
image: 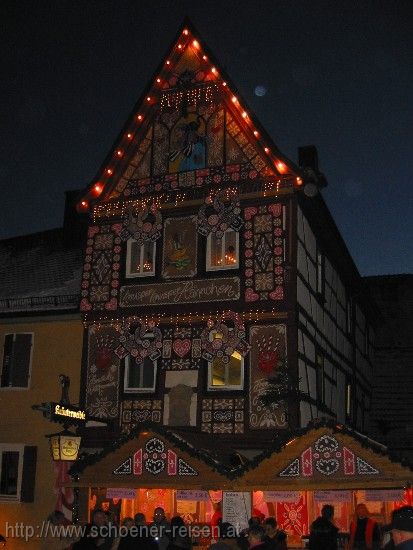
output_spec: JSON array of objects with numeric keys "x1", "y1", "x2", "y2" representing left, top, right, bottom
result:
[
  {"x1": 200, "y1": 312, "x2": 250, "y2": 363},
  {"x1": 197, "y1": 192, "x2": 243, "y2": 239},
  {"x1": 120, "y1": 205, "x2": 162, "y2": 245},
  {"x1": 114, "y1": 320, "x2": 162, "y2": 363}
]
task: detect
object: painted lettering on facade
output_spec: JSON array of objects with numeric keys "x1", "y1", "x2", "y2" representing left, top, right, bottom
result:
[{"x1": 120, "y1": 277, "x2": 240, "y2": 307}]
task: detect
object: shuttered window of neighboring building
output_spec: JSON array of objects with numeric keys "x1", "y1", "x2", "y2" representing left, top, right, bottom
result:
[
  {"x1": 1, "y1": 333, "x2": 33, "y2": 388},
  {"x1": 0, "y1": 445, "x2": 37, "y2": 502}
]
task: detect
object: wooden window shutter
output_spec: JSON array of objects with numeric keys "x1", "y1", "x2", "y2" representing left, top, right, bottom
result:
[
  {"x1": 11, "y1": 334, "x2": 33, "y2": 387},
  {"x1": 20, "y1": 446, "x2": 37, "y2": 502},
  {"x1": 1, "y1": 334, "x2": 14, "y2": 387}
]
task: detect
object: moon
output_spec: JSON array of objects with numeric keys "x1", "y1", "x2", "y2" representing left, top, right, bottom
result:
[{"x1": 254, "y1": 85, "x2": 267, "y2": 97}]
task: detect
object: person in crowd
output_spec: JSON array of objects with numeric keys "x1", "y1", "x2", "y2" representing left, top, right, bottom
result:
[
  {"x1": 390, "y1": 506, "x2": 413, "y2": 550},
  {"x1": 247, "y1": 526, "x2": 267, "y2": 550},
  {"x1": 238, "y1": 518, "x2": 264, "y2": 550},
  {"x1": 41, "y1": 510, "x2": 80, "y2": 550},
  {"x1": 72, "y1": 510, "x2": 113, "y2": 550},
  {"x1": 91, "y1": 509, "x2": 114, "y2": 549},
  {"x1": 349, "y1": 504, "x2": 381, "y2": 550},
  {"x1": 127, "y1": 512, "x2": 157, "y2": 550},
  {"x1": 168, "y1": 516, "x2": 191, "y2": 550},
  {"x1": 72, "y1": 523, "x2": 96, "y2": 550},
  {"x1": 151, "y1": 507, "x2": 171, "y2": 550},
  {"x1": 263, "y1": 517, "x2": 287, "y2": 550},
  {"x1": 114, "y1": 517, "x2": 134, "y2": 550},
  {"x1": 308, "y1": 504, "x2": 338, "y2": 550},
  {"x1": 209, "y1": 522, "x2": 238, "y2": 550}
]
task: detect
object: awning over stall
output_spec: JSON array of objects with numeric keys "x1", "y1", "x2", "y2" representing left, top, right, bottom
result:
[
  {"x1": 69, "y1": 423, "x2": 233, "y2": 489},
  {"x1": 237, "y1": 422, "x2": 413, "y2": 490}
]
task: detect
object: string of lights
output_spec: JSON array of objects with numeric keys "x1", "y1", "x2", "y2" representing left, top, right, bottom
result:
[{"x1": 79, "y1": 26, "x2": 303, "y2": 214}]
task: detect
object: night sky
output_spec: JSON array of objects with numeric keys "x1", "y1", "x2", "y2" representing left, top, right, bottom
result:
[{"x1": 2, "y1": 1, "x2": 412, "y2": 276}]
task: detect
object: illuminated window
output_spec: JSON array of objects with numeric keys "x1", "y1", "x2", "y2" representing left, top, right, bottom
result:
[
  {"x1": 124, "y1": 356, "x2": 157, "y2": 392},
  {"x1": 206, "y1": 230, "x2": 239, "y2": 271},
  {"x1": 1, "y1": 333, "x2": 33, "y2": 389},
  {"x1": 126, "y1": 240, "x2": 156, "y2": 278},
  {"x1": 207, "y1": 331, "x2": 244, "y2": 390}
]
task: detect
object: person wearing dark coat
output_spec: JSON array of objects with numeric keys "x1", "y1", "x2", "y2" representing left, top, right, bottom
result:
[
  {"x1": 247, "y1": 526, "x2": 267, "y2": 550},
  {"x1": 309, "y1": 504, "x2": 339, "y2": 550},
  {"x1": 349, "y1": 504, "x2": 380, "y2": 550},
  {"x1": 263, "y1": 517, "x2": 287, "y2": 550},
  {"x1": 390, "y1": 506, "x2": 413, "y2": 550},
  {"x1": 167, "y1": 516, "x2": 191, "y2": 550}
]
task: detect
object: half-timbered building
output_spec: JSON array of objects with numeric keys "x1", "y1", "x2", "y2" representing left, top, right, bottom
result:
[{"x1": 71, "y1": 20, "x2": 411, "y2": 544}]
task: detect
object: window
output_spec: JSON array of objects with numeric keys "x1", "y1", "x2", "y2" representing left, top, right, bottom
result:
[
  {"x1": 316, "y1": 250, "x2": 325, "y2": 295},
  {"x1": 126, "y1": 240, "x2": 156, "y2": 278},
  {"x1": 315, "y1": 351, "x2": 325, "y2": 405},
  {"x1": 364, "y1": 323, "x2": 369, "y2": 357},
  {"x1": 207, "y1": 331, "x2": 244, "y2": 390},
  {"x1": 345, "y1": 379, "x2": 352, "y2": 418},
  {"x1": 0, "y1": 445, "x2": 36, "y2": 502},
  {"x1": 346, "y1": 296, "x2": 353, "y2": 334},
  {"x1": 206, "y1": 230, "x2": 239, "y2": 271},
  {"x1": 0, "y1": 449, "x2": 20, "y2": 498},
  {"x1": 1, "y1": 333, "x2": 33, "y2": 388},
  {"x1": 124, "y1": 356, "x2": 157, "y2": 392}
]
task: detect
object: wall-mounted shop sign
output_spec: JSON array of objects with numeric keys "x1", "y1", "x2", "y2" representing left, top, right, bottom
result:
[
  {"x1": 120, "y1": 277, "x2": 240, "y2": 307},
  {"x1": 50, "y1": 402, "x2": 87, "y2": 425}
]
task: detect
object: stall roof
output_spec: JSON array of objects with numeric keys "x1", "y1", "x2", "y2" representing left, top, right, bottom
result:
[
  {"x1": 69, "y1": 422, "x2": 235, "y2": 488},
  {"x1": 68, "y1": 420, "x2": 413, "y2": 490},
  {"x1": 236, "y1": 421, "x2": 413, "y2": 490}
]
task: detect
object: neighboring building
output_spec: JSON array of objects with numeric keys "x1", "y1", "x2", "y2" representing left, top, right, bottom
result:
[
  {"x1": 73, "y1": 18, "x2": 384, "y2": 497},
  {"x1": 365, "y1": 274, "x2": 413, "y2": 462},
  {"x1": 0, "y1": 193, "x2": 85, "y2": 546}
]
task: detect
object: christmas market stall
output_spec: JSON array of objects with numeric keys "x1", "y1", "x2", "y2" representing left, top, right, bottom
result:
[
  {"x1": 234, "y1": 422, "x2": 413, "y2": 546},
  {"x1": 68, "y1": 424, "x2": 233, "y2": 530}
]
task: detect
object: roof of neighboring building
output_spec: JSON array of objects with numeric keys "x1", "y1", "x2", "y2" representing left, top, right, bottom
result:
[
  {"x1": 0, "y1": 227, "x2": 83, "y2": 313},
  {"x1": 364, "y1": 274, "x2": 413, "y2": 452}
]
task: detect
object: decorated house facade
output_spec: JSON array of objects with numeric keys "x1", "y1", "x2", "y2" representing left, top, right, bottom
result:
[
  {"x1": 70, "y1": 20, "x2": 411, "y2": 544},
  {"x1": 78, "y1": 21, "x2": 375, "y2": 447}
]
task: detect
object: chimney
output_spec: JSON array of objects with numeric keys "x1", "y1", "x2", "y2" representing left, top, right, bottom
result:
[
  {"x1": 298, "y1": 145, "x2": 327, "y2": 189},
  {"x1": 63, "y1": 190, "x2": 88, "y2": 245}
]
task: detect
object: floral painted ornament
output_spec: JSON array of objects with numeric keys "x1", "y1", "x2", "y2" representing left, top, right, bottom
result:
[
  {"x1": 120, "y1": 205, "x2": 162, "y2": 245},
  {"x1": 197, "y1": 192, "x2": 243, "y2": 239},
  {"x1": 200, "y1": 313, "x2": 250, "y2": 364},
  {"x1": 115, "y1": 320, "x2": 162, "y2": 363}
]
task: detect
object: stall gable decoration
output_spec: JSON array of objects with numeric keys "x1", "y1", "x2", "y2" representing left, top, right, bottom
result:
[
  {"x1": 278, "y1": 435, "x2": 380, "y2": 478},
  {"x1": 113, "y1": 437, "x2": 198, "y2": 476}
]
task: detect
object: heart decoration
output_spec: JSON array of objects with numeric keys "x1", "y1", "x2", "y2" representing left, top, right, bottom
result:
[
  {"x1": 245, "y1": 288, "x2": 259, "y2": 302},
  {"x1": 173, "y1": 339, "x2": 191, "y2": 358},
  {"x1": 270, "y1": 287, "x2": 284, "y2": 301},
  {"x1": 145, "y1": 458, "x2": 165, "y2": 475},
  {"x1": 316, "y1": 458, "x2": 339, "y2": 476}
]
